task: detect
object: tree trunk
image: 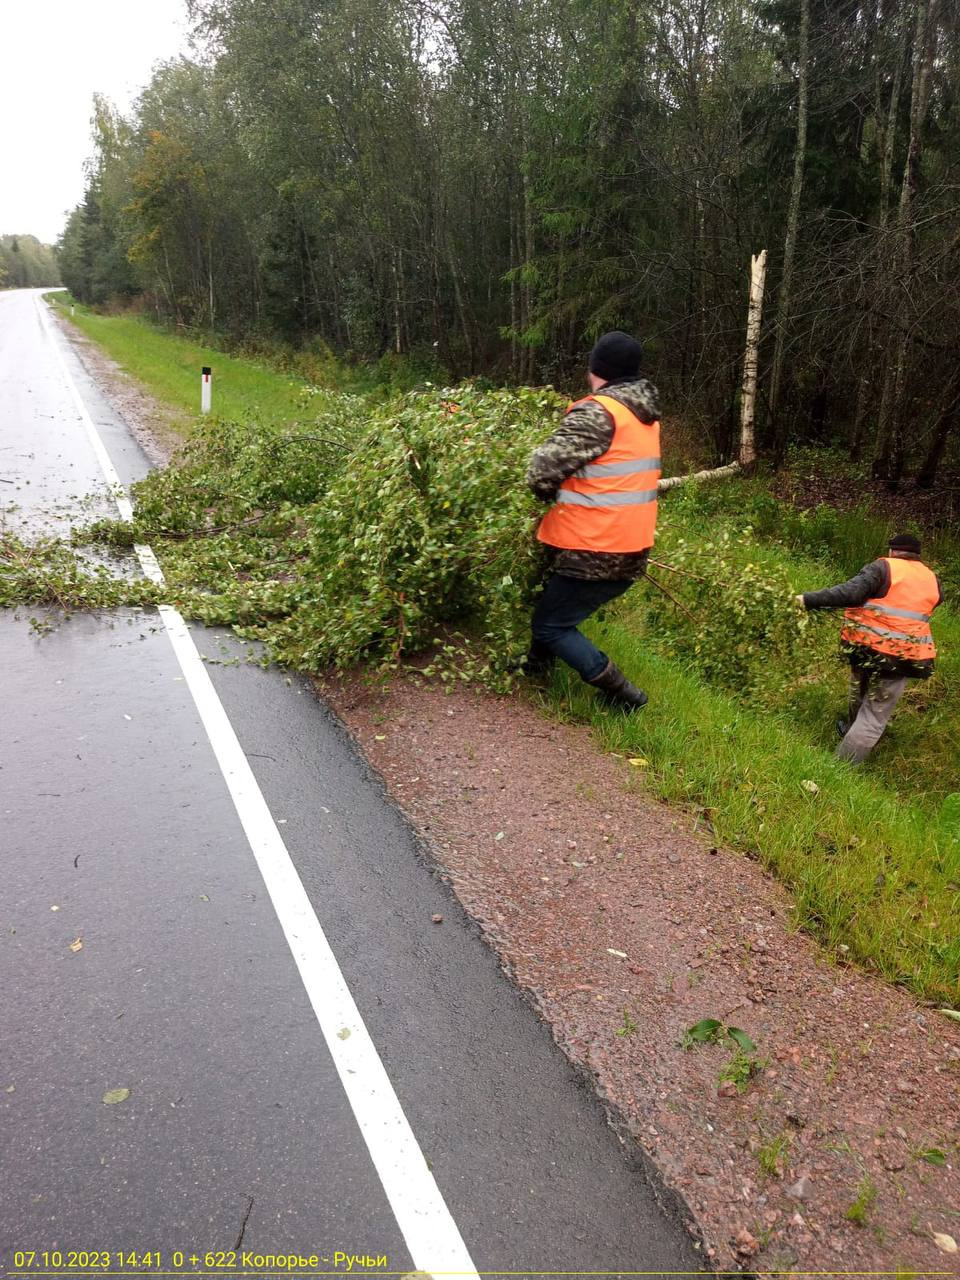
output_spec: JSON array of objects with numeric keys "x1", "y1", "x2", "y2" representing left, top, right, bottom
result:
[
  {"x1": 850, "y1": 373, "x2": 872, "y2": 460},
  {"x1": 916, "y1": 395, "x2": 960, "y2": 490},
  {"x1": 520, "y1": 160, "x2": 535, "y2": 382},
  {"x1": 391, "y1": 248, "x2": 403, "y2": 355},
  {"x1": 508, "y1": 202, "x2": 519, "y2": 380},
  {"x1": 445, "y1": 233, "x2": 474, "y2": 371},
  {"x1": 875, "y1": 0, "x2": 940, "y2": 488},
  {"x1": 739, "y1": 249, "x2": 768, "y2": 468},
  {"x1": 769, "y1": 0, "x2": 810, "y2": 457},
  {"x1": 879, "y1": 16, "x2": 908, "y2": 231},
  {"x1": 658, "y1": 461, "x2": 742, "y2": 492}
]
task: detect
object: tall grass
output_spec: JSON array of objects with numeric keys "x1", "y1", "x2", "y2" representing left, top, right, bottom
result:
[{"x1": 646, "y1": 477, "x2": 960, "y2": 810}]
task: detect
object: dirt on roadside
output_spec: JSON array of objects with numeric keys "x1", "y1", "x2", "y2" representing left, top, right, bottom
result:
[
  {"x1": 324, "y1": 670, "x2": 960, "y2": 1276},
  {"x1": 54, "y1": 311, "x2": 187, "y2": 467},
  {"x1": 61, "y1": 308, "x2": 960, "y2": 1275}
]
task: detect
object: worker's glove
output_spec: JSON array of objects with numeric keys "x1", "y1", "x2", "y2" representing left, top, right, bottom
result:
[{"x1": 794, "y1": 594, "x2": 806, "y2": 608}]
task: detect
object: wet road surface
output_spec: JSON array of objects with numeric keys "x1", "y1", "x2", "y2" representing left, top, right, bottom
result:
[{"x1": 0, "y1": 290, "x2": 703, "y2": 1277}]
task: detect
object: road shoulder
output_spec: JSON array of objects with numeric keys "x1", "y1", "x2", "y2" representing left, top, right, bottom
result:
[{"x1": 324, "y1": 669, "x2": 960, "y2": 1275}]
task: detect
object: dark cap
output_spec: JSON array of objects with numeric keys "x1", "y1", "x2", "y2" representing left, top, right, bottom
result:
[
  {"x1": 889, "y1": 533, "x2": 922, "y2": 555},
  {"x1": 588, "y1": 331, "x2": 644, "y2": 382}
]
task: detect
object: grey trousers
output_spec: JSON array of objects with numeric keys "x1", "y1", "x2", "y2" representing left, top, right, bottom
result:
[{"x1": 837, "y1": 669, "x2": 908, "y2": 764}]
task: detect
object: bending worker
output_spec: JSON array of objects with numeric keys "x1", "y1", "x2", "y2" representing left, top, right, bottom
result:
[
  {"x1": 524, "y1": 331, "x2": 660, "y2": 710},
  {"x1": 796, "y1": 533, "x2": 942, "y2": 763}
]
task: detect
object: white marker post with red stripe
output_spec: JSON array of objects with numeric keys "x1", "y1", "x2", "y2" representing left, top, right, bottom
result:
[{"x1": 201, "y1": 365, "x2": 212, "y2": 414}]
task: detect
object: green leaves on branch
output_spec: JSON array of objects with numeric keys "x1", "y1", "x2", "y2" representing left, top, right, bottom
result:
[
  {"x1": 647, "y1": 512, "x2": 810, "y2": 698},
  {"x1": 0, "y1": 532, "x2": 159, "y2": 613},
  {"x1": 15, "y1": 384, "x2": 559, "y2": 680}
]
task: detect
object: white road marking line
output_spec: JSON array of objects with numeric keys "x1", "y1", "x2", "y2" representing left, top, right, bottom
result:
[{"x1": 37, "y1": 299, "x2": 480, "y2": 1276}]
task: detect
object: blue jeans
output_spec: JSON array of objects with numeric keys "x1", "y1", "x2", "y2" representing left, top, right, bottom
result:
[{"x1": 530, "y1": 574, "x2": 633, "y2": 681}]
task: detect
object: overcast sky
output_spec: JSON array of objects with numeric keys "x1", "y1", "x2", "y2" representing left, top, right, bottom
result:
[{"x1": 2, "y1": 0, "x2": 191, "y2": 244}]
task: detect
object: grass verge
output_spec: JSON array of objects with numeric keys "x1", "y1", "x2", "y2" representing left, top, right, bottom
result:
[{"x1": 45, "y1": 293, "x2": 322, "y2": 432}]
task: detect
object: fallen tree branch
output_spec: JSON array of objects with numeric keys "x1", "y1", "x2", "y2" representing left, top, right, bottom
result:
[
  {"x1": 644, "y1": 570, "x2": 704, "y2": 627},
  {"x1": 648, "y1": 558, "x2": 708, "y2": 583},
  {"x1": 657, "y1": 461, "x2": 742, "y2": 491}
]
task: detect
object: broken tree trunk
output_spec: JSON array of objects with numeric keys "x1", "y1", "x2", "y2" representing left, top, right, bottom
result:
[
  {"x1": 657, "y1": 250, "x2": 768, "y2": 491},
  {"x1": 739, "y1": 249, "x2": 767, "y2": 469},
  {"x1": 657, "y1": 462, "x2": 742, "y2": 492}
]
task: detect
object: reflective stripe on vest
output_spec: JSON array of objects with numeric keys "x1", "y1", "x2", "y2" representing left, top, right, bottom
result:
[
  {"x1": 848, "y1": 619, "x2": 934, "y2": 647},
  {"x1": 555, "y1": 487, "x2": 658, "y2": 508},
  {"x1": 537, "y1": 395, "x2": 661, "y2": 553},
  {"x1": 575, "y1": 457, "x2": 661, "y2": 478},
  {"x1": 841, "y1": 557, "x2": 939, "y2": 662},
  {"x1": 862, "y1": 602, "x2": 931, "y2": 623}
]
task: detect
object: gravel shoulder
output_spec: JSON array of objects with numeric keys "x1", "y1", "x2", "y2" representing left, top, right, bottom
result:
[
  {"x1": 324, "y1": 671, "x2": 960, "y2": 1274},
  {"x1": 52, "y1": 308, "x2": 188, "y2": 467},
  {"x1": 57, "y1": 309, "x2": 960, "y2": 1274}
]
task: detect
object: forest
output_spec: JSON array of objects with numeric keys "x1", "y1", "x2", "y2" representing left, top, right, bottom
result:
[
  {"x1": 58, "y1": 0, "x2": 959, "y2": 489},
  {"x1": 0, "y1": 235, "x2": 60, "y2": 289}
]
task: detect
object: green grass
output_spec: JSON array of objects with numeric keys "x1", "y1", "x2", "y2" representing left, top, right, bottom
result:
[
  {"x1": 638, "y1": 476, "x2": 960, "y2": 810},
  {"x1": 757, "y1": 1131, "x2": 791, "y2": 1179},
  {"x1": 44, "y1": 293, "x2": 349, "y2": 433},
  {"x1": 45, "y1": 293, "x2": 451, "y2": 426},
  {"x1": 845, "y1": 1174, "x2": 879, "y2": 1227}
]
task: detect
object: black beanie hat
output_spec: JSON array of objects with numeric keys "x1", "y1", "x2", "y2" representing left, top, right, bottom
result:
[
  {"x1": 588, "y1": 331, "x2": 644, "y2": 382},
  {"x1": 889, "y1": 533, "x2": 922, "y2": 555}
]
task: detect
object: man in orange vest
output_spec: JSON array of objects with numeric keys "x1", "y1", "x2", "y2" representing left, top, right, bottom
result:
[
  {"x1": 796, "y1": 534, "x2": 942, "y2": 763},
  {"x1": 524, "y1": 331, "x2": 660, "y2": 709}
]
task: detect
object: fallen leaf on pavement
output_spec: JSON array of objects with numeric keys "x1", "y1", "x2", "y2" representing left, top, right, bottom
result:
[
  {"x1": 932, "y1": 1233, "x2": 957, "y2": 1254},
  {"x1": 69, "y1": 937, "x2": 83, "y2": 953},
  {"x1": 102, "y1": 1088, "x2": 130, "y2": 1105}
]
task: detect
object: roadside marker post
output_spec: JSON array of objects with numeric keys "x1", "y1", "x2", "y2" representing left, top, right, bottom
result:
[{"x1": 201, "y1": 365, "x2": 212, "y2": 414}]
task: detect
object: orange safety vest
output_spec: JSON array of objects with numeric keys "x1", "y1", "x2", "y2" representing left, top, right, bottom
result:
[
  {"x1": 537, "y1": 395, "x2": 661, "y2": 553},
  {"x1": 841, "y1": 557, "x2": 939, "y2": 662}
]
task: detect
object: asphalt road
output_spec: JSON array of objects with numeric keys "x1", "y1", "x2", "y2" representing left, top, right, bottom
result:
[{"x1": 0, "y1": 289, "x2": 704, "y2": 1278}]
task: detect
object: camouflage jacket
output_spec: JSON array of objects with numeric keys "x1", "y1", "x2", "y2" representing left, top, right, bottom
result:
[{"x1": 526, "y1": 377, "x2": 662, "y2": 581}]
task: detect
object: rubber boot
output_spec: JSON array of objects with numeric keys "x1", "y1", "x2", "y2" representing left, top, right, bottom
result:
[{"x1": 588, "y1": 659, "x2": 648, "y2": 709}]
